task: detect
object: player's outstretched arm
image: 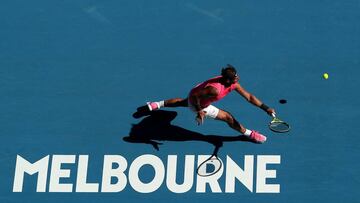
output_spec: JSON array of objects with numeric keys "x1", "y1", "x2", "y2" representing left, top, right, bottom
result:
[{"x1": 234, "y1": 83, "x2": 275, "y2": 116}]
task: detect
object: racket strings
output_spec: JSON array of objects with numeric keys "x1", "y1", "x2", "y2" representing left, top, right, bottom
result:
[{"x1": 270, "y1": 120, "x2": 290, "y2": 132}]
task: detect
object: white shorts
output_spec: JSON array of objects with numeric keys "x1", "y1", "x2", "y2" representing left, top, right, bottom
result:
[{"x1": 187, "y1": 99, "x2": 220, "y2": 119}]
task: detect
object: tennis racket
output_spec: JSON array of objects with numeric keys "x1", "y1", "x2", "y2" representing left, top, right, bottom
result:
[
  {"x1": 269, "y1": 113, "x2": 291, "y2": 133},
  {"x1": 196, "y1": 154, "x2": 223, "y2": 177}
]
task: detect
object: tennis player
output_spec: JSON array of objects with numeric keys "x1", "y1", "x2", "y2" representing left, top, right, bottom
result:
[{"x1": 146, "y1": 64, "x2": 275, "y2": 143}]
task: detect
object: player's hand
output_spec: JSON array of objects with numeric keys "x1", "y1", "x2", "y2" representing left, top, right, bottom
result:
[
  {"x1": 267, "y1": 108, "x2": 276, "y2": 117},
  {"x1": 196, "y1": 111, "x2": 206, "y2": 125}
]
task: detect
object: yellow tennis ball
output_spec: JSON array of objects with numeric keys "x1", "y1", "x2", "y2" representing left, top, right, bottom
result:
[{"x1": 323, "y1": 73, "x2": 329, "y2": 79}]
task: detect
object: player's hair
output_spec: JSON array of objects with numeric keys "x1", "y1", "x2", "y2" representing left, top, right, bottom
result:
[{"x1": 221, "y1": 64, "x2": 237, "y2": 79}]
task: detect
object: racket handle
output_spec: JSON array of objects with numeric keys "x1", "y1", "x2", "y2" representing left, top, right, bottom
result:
[{"x1": 271, "y1": 113, "x2": 276, "y2": 118}]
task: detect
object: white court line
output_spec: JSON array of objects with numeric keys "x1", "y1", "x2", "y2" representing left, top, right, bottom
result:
[
  {"x1": 186, "y1": 3, "x2": 224, "y2": 23},
  {"x1": 84, "y1": 6, "x2": 112, "y2": 24}
]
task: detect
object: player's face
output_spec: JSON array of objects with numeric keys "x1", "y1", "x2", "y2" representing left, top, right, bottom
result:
[{"x1": 224, "y1": 75, "x2": 239, "y2": 87}]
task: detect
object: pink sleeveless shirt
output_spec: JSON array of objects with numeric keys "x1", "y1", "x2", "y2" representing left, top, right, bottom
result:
[{"x1": 189, "y1": 76, "x2": 237, "y2": 108}]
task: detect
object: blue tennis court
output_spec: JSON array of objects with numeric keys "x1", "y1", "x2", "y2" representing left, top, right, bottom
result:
[{"x1": 1, "y1": 0, "x2": 359, "y2": 202}]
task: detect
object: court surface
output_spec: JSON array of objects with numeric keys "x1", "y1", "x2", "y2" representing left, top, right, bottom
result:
[{"x1": 1, "y1": 0, "x2": 360, "y2": 202}]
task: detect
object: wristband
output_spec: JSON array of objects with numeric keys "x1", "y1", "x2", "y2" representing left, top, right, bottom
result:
[{"x1": 260, "y1": 103, "x2": 270, "y2": 111}]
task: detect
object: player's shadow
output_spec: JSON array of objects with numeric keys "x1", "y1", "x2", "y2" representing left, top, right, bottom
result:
[{"x1": 123, "y1": 109, "x2": 257, "y2": 152}]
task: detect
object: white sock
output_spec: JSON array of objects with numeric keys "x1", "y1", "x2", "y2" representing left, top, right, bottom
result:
[
  {"x1": 243, "y1": 129, "x2": 252, "y2": 137},
  {"x1": 158, "y1": 101, "x2": 165, "y2": 108}
]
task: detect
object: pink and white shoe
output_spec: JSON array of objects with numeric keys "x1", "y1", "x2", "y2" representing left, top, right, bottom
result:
[
  {"x1": 147, "y1": 102, "x2": 160, "y2": 111},
  {"x1": 249, "y1": 130, "x2": 267, "y2": 143}
]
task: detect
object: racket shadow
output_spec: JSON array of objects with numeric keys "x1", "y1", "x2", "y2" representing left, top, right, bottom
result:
[{"x1": 123, "y1": 110, "x2": 258, "y2": 152}]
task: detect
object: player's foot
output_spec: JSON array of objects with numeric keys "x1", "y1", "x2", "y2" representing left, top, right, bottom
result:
[
  {"x1": 249, "y1": 130, "x2": 267, "y2": 143},
  {"x1": 147, "y1": 102, "x2": 160, "y2": 111}
]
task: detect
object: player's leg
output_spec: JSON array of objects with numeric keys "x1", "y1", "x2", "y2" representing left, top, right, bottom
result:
[
  {"x1": 213, "y1": 108, "x2": 267, "y2": 143},
  {"x1": 134, "y1": 98, "x2": 188, "y2": 118},
  {"x1": 215, "y1": 109, "x2": 247, "y2": 134},
  {"x1": 148, "y1": 98, "x2": 188, "y2": 111},
  {"x1": 164, "y1": 98, "x2": 188, "y2": 107}
]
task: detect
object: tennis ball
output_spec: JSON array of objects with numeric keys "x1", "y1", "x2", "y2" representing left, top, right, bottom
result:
[{"x1": 323, "y1": 73, "x2": 329, "y2": 79}]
